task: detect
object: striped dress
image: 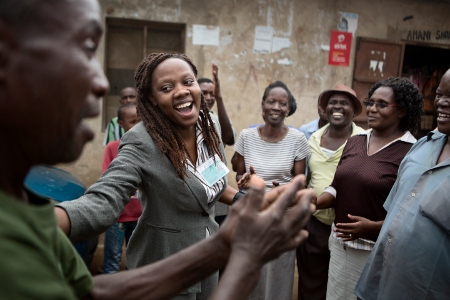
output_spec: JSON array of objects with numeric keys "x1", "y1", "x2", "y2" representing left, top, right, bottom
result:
[
  {"x1": 234, "y1": 126, "x2": 310, "y2": 300},
  {"x1": 234, "y1": 127, "x2": 310, "y2": 191}
]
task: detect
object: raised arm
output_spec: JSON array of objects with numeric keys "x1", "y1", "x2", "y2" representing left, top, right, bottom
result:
[{"x1": 212, "y1": 63, "x2": 235, "y2": 145}]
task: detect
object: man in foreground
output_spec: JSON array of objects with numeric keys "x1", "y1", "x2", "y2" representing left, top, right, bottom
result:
[
  {"x1": 355, "y1": 69, "x2": 450, "y2": 299},
  {"x1": 0, "y1": 0, "x2": 314, "y2": 299}
]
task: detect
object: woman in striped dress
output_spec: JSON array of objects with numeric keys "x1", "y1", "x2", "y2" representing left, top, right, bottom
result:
[{"x1": 233, "y1": 80, "x2": 310, "y2": 300}]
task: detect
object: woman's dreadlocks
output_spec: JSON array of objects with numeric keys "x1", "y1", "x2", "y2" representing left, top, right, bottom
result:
[{"x1": 134, "y1": 53, "x2": 223, "y2": 180}]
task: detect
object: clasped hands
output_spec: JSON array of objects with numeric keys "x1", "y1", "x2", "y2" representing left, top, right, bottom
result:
[{"x1": 220, "y1": 173, "x2": 316, "y2": 265}]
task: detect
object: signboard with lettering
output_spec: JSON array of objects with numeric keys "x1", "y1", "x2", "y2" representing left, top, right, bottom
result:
[{"x1": 328, "y1": 30, "x2": 353, "y2": 66}]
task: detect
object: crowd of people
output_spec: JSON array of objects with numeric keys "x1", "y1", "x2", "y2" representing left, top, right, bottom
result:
[{"x1": 1, "y1": 0, "x2": 449, "y2": 299}]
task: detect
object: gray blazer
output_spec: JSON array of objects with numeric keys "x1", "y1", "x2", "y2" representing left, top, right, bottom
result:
[{"x1": 59, "y1": 119, "x2": 227, "y2": 294}]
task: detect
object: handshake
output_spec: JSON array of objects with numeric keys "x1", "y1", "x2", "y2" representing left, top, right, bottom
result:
[{"x1": 211, "y1": 174, "x2": 316, "y2": 299}]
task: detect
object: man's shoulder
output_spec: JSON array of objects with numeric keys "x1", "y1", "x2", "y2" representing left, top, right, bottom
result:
[{"x1": 299, "y1": 119, "x2": 319, "y2": 132}]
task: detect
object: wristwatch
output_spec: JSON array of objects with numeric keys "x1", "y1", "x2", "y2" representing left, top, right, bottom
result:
[{"x1": 232, "y1": 190, "x2": 246, "y2": 204}]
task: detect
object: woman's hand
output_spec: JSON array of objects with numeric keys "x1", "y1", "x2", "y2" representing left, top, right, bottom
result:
[
  {"x1": 237, "y1": 165, "x2": 255, "y2": 190},
  {"x1": 334, "y1": 214, "x2": 383, "y2": 241}
]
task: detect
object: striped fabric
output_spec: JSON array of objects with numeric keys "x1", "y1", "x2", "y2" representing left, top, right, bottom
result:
[
  {"x1": 186, "y1": 123, "x2": 226, "y2": 204},
  {"x1": 103, "y1": 117, "x2": 124, "y2": 146},
  {"x1": 234, "y1": 127, "x2": 310, "y2": 191}
]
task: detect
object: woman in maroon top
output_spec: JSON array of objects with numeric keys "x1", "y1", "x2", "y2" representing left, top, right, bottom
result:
[{"x1": 314, "y1": 77, "x2": 423, "y2": 300}]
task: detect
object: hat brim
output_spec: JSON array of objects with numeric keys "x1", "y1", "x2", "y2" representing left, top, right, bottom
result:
[{"x1": 318, "y1": 90, "x2": 362, "y2": 117}]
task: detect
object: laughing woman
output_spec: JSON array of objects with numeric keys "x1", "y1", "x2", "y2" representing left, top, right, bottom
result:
[
  {"x1": 55, "y1": 53, "x2": 246, "y2": 300},
  {"x1": 315, "y1": 77, "x2": 423, "y2": 300},
  {"x1": 233, "y1": 81, "x2": 310, "y2": 300}
]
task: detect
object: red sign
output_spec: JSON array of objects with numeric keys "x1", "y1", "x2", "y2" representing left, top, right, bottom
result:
[{"x1": 328, "y1": 30, "x2": 352, "y2": 66}]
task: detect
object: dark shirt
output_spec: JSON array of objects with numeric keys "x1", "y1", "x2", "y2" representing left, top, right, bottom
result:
[{"x1": 331, "y1": 135, "x2": 413, "y2": 240}]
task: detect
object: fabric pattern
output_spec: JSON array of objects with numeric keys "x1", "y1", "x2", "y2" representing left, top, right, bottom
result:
[
  {"x1": 103, "y1": 117, "x2": 124, "y2": 146},
  {"x1": 234, "y1": 127, "x2": 310, "y2": 191},
  {"x1": 235, "y1": 126, "x2": 310, "y2": 300}
]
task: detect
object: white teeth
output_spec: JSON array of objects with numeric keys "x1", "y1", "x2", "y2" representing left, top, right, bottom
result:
[
  {"x1": 176, "y1": 102, "x2": 191, "y2": 109},
  {"x1": 270, "y1": 114, "x2": 280, "y2": 118},
  {"x1": 333, "y1": 112, "x2": 343, "y2": 117},
  {"x1": 439, "y1": 113, "x2": 450, "y2": 118}
]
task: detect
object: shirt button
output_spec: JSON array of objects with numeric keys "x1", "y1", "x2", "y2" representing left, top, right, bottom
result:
[
  {"x1": 411, "y1": 192, "x2": 416, "y2": 197},
  {"x1": 388, "y1": 239, "x2": 392, "y2": 243},
  {"x1": 428, "y1": 170, "x2": 433, "y2": 174}
]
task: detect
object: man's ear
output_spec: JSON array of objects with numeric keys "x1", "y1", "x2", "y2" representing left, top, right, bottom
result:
[{"x1": 117, "y1": 119, "x2": 123, "y2": 128}]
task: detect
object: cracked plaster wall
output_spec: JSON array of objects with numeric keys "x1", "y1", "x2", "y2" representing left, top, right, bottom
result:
[{"x1": 58, "y1": 0, "x2": 450, "y2": 187}]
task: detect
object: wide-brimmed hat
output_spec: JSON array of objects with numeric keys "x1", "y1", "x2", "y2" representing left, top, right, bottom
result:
[{"x1": 318, "y1": 83, "x2": 362, "y2": 116}]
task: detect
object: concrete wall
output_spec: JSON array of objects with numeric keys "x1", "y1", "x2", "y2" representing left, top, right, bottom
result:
[{"x1": 58, "y1": 0, "x2": 450, "y2": 187}]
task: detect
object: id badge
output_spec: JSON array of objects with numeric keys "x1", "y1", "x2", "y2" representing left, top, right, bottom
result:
[{"x1": 197, "y1": 154, "x2": 229, "y2": 187}]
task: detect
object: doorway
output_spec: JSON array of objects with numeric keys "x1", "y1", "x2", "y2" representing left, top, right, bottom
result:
[
  {"x1": 352, "y1": 37, "x2": 450, "y2": 138},
  {"x1": 103, "y1": 18, "x2": 186, "y2": 130}
]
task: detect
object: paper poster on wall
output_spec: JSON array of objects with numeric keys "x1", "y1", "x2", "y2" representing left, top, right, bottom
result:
[
  {"x1": 192, "y1": 25, "x2": 220, "y2": 46},
  {"x1": 338, "y1": 12, "x2": 358, "y2": 36},
  {"x1": 328, "y1": 30, "x2": 352, "y2": 66},
  {"x1": 272, "y1": 37, "x2": 291, "y2": 53},
  {"x1": 254, "y1": 26, "x2": 273, "y2": 53}
]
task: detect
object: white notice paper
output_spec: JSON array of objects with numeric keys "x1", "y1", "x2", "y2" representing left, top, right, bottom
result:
[
  {"x1": 338, "y1": 12, "x2": 358, "y2": 36},
  {"x1": 272, "y1": 37, "x2": 291, "y2": 53},
  {"x1": 254, "y1": 26, "x2": 273, "y2": 53},
  {"x1": 193, "y1": 25, "x2": 220, "y2": 46}
]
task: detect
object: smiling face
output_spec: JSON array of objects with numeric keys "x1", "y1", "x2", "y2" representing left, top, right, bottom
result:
[
  {"x1": 0, "y1": 0, "x2": 109, "y2": 165},
  {"x1": 326, "y1": 92, "x2": 355, "y2": 129},
  {"x1": 436, "y1": 69, "x2": 450, "y2": 135},
  {"x1": 199, "y1": 81, "x2": 215, "y2": 110},
  {"x1": 150, "y1": 58, "x2": 201, "y2": 132},
  {"x1": 261, "y1": 87, "x2": 290, "y2": 126},
  {"x1": 366, "y1": 86, "x2": 405, "y2": 132}
]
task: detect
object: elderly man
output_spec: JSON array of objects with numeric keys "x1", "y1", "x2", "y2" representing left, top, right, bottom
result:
[
  {"x1": 355, "y1": 69, "x2": 450, "y2": 299},
  {"x1": 297, "y1": 84, "x2": 364, "y2": 300},
  {"x1": 0, "y1": 0, "x2": 314, "y2": 299}
]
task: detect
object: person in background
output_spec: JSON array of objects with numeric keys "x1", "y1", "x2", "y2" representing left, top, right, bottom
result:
[
  {"x1": 297, "y1": 84, "x2": 364, "y2": 300},
  {"x1": 53, "y1": 52, "x2": 316, "y2": 299},
  {"x1": 198, "y1": 63, "x2": 235, "y2": 146},
  {"x1": 299, "y1": 105, "x2": 328, "y2": 141},
  {"x1": 102, "y1": 103, "x2": 141, "y2": 274},
  {"x1": 0, "y1": 0, "x2": 315, "y2": 299},
  {"x1": 233, "y1": 80, "x2": 310, "y2": 300},
  {"x1": 355, "y1": 69, "x2": 450, "y2": 299},
  {"x1": 314, "y1": 77, "x2": 423, "y2": 300},
  {"x1": 103, "y1": 86, "x2": 137, "y2": 145},
  {"x1": 198, "y1": 63, "x2": 235, "y2": 226}
]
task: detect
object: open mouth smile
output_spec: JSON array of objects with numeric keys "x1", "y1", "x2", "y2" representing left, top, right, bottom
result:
[{"x1": 175, "y1": 101, "x2": 193, "y2": 115}]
